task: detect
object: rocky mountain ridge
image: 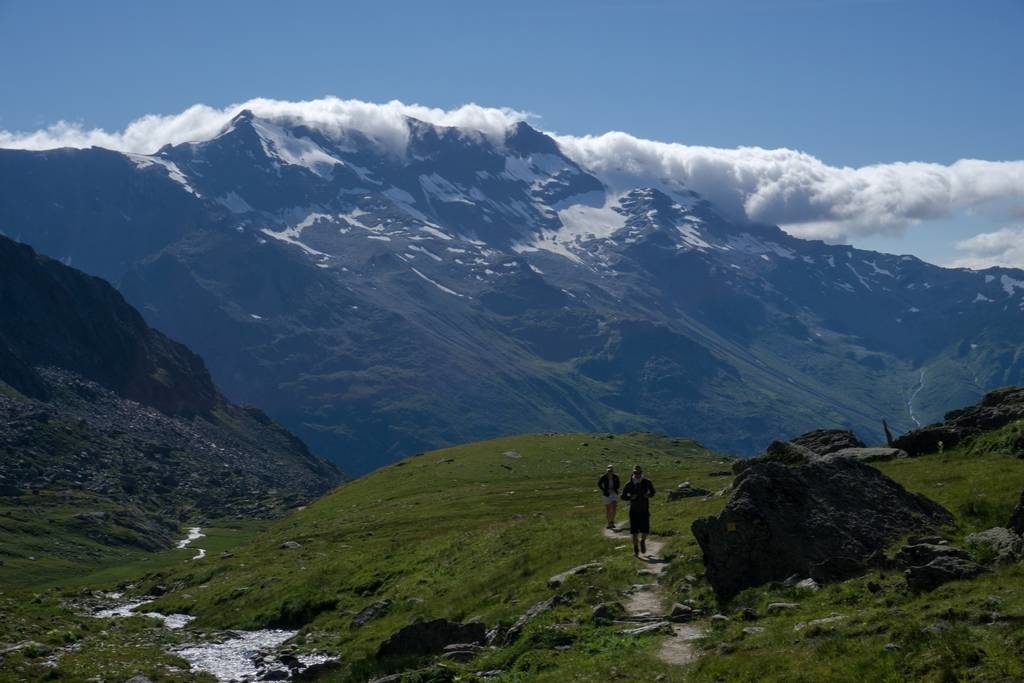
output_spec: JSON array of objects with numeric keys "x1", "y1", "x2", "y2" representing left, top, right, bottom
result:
[
  {"x1": 3, "y1": 112, "x2": 1024, "y2": 472},
  {"x1": 0, "y1": 235, "x2": 341, "y2": 564}
]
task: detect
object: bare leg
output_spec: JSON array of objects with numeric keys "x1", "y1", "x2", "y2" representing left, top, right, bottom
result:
[
  {"x1": 604, "y1": 503, "x2": 613, "y2": 526},
  {"x1": 632, "y1": 533, "x2": 639, "y2": 556},
  {"x1": 640, "y1": 533, "x2": 647, "y2": 554},
  {"x1": 610, "y1": 500, "x2": 618, "y2": 527}
]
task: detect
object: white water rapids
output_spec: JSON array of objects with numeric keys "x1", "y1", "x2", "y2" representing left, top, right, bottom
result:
[{"x1": 92, "y1": 528, "x2": 337, "y2": 680}]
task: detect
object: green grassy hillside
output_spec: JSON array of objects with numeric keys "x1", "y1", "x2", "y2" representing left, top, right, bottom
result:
[{"x1": 4, "y1": 426, "x2": 1024, "y2": 681}]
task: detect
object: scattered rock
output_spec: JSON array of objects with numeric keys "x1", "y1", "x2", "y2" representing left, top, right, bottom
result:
[
  {"x1": 692, "y1": 458, "x2": 952, "y2": 599},
  {"x1": 441, "y1": 644, "x2": 482, "y2": 663},
  {"x1": 965, "y1": 527, "x2": 1024, "y2": 565},
  {"x1": 669, "y1": 603, "x2": 693, "y2": 623},
  {"x1": 620, "y1": 622, "x2": 672, "y2": 636},
  {"x1": 767, "y1": 602, "x2": 799, "y2": 613},
  {"x1": 795, "y1": 578, "x2": 820, "y2": 592},
  {"x1": 351, "y1": 599, "x2": 391, "y2": 629},
  {"x1": 503, "y1": 595, "x2": 568, "y2": 644},
  {"x1": 794, "y1": 615, "x2": 845, "y2": 633},
  {"x1": 280, "y1": 541, "x2": 302, "y2": 550},
  {"x1": 742, "y1": 626, "x2": 765, "y2": 636},
  {"x1": 547, "y1": 562, "x2": 602, "y2": 588},
  {"x1": 376, "y1": 619, "x2": 486, "y2": 657},
  {"x1": 667, "y1": 482, "x2": 711, "y2": 501},
  {"x1": 883, "y1": 643, "x2": 901, "y2": 652},
  {"x1": 591, "y1": 602, "x2": 623, "y2": 623},
  {"x1": 0, "y1": 641, "x2": 51, "y2": 657},
  {"x1": 710, "y1": 613, "x2": 730, "y2": 623},
  {"x1": 124, "y1": 677, "x2": 154, "y2": 683},
  {"x1": 906, "y1": 555, "x2": 986, "y2": 592},
  {"x1": 790, "y1": 429, "x2": 865, "y2": 455}
]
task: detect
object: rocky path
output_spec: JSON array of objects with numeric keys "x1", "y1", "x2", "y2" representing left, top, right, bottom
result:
[{"x1": 602, "y1": 527, "x2": 703, "y2": 666}]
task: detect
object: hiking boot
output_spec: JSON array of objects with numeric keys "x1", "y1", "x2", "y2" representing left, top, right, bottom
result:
[
  {"x1": 607, "y1": 522, "x2": 615, "y2": 530},
  {"x1": 640, "y1": 539, "x2": 647, "y2": 554}
]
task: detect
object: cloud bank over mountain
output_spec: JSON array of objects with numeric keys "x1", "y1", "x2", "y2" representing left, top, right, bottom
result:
[
  {"x1": 3, "y1": 96, "x2": 1023, "y2": 251},
  {"x1": 950, "y1": 226, "x2": 1024, "y2": 269}
]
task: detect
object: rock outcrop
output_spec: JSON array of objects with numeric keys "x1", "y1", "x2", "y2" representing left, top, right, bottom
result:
[
  {"x1": 894, "y1": 387, "x2": 1024, "y2": 456},
  {"x1": 790, "y1": 429, "x2": 865, "y2": 455},
  {"x1": 824, "y1": 447, "x2": 907, "y2": 463},
  {"x1": 376, "y1": 619, "x2": 486, "y2": 658},
  {"x1": 732, "y1": 440, "x2": 818, "y2": 474},
  {"x1": 692, "y1": 458, "x2": 953, "y2": 600},
  {"x1": 905, "y1": 554, "x2": 986, "y2": 592}
]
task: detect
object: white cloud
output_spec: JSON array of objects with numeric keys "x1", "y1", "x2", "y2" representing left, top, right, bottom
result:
[
  {"x1": 949, "y1": 226, "x2": 1024, "y2": 269},
  {"x1": 0, "y1": 96, "x2": 532, "y2": 155},
  {"x1": 553, "y1": 132, "x2": 1024, "y2": 242},
  {"x1": 2, "y1": 97, "x2": 1024, "y2": 244}
]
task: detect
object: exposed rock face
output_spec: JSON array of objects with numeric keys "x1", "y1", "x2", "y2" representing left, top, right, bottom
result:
[
  {"x1": 0, "y1": 234, "x2": 216, "y2": 416},
  {"x1": 376, "y1": 619, "x2": 486, "y2": 658},
  {"x1": 825, "y1": 447, "x2": 907, "y2": 463},
  {"x1": 692, "y1": 458, "x2": 953, "y2": 600},
  {"x1": 0, "y1": 235, "x2": 342, "y2": 560},
  {"x1": 894, "y1": 387, "x2": 1024, "y2": 456},
  {"x1": 790, "y1": 429, "x2": 865, "y2": 455}
]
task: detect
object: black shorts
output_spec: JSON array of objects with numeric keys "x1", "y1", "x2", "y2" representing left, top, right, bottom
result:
[{"x1": 629, "y1": 508, "x2": 650, "y2": 534}]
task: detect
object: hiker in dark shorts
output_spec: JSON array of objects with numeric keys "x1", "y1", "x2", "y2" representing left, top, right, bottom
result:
[
  {"x1": 621, "y1": 465, "x2": 656, "y2": 556},
  {"x1": 597, "y1": 465, "x2": 620, "y2": 530}
]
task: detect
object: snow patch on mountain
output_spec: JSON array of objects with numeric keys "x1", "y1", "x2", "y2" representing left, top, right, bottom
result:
[
  {"x1": 127, "y1": 154, "x2": 199, "y2": 196},
  {"x1": 1001, "y1": 274, "x2": 1024, "y2": 296},
  {"x1": 249, "y1": 118, "x2": 344, "y2": 177},
  {"x1": 411, "y1": 267, "x2": 464, "y2": 297}
]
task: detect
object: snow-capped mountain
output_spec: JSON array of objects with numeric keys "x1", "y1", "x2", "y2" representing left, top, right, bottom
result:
[{"x1": 2, "y1": 111, "x2": 1023, "y2": 472}]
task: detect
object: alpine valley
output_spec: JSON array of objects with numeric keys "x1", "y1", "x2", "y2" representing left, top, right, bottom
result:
[{"x1": 2, "y1": 110, "x2": 1023, "y2": 473}]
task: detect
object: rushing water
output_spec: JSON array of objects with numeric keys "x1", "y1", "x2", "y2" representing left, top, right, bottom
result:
[
  {"x1": 177, "y1": 526, "x2": 207, "y2": 560},
  {"x1": 91, "y1": 527, "x2": 339, "y2": 680}
]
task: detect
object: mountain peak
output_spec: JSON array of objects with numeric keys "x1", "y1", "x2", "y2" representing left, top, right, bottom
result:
[{"x1": 505, "y1": 120, "x2": 561, "y2": 156}]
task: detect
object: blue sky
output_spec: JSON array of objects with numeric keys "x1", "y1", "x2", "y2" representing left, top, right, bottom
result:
[{"x1": 1, "y1": 0, "x2": 1022, "y2": 266}]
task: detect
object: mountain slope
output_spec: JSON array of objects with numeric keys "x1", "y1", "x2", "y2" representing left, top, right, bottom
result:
[
  {"x1": 37, "y1": 399, "x2": 1022, "y2": 682},
  {"x1": 3, "y1": 113, "x2": 1024, "y2": 472},
  {"x1": 0, "y1": 235, "x2": 341, "y2": 581}
]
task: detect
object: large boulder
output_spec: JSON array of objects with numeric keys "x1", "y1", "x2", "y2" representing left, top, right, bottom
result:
[
  {"x1": 733, "y1": 440, "x2": 818, "y2": 474},
  {"x1": 825, "y1": 447, "x2": 907, "y2": 463},
  {"x1": 894, "y1": 387, "x2": 1024, "y2": 456},
  {"x1": 790, "y1": 429, "x2": 865, "y2": 455},
  {"x1": 692, "y1": 458, "x2": 953, "y2": 600},
  {"x1": 376, "y1": 619, "x2": 486, "y2": 658}
]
